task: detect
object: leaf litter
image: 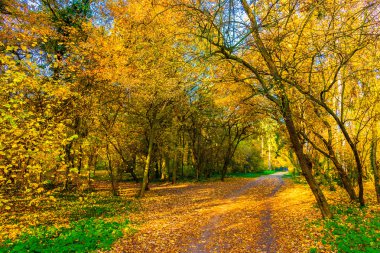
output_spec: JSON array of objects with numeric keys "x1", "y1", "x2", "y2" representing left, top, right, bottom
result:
[{"x1": 110, "y1": 172, "x2": 320, "y2": 252}]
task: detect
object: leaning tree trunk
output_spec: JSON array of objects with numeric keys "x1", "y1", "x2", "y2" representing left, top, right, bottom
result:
[
  {"x1": 329, "y1": 154, "x2": 357, "y2": 201},
  {"x1": 238, "y1": 0, "x2": 333, "y2": 217},
  {"x1": 306, "y1": 131, "x2": 358, "y2": 201},
  {"x1": 313, "y1": 111, "x2": 358, "y2": 201},
  {"x1": 282, "y1": 99, "x2": 332, "y2": 218},
  {"x1": 305, "y1": 91, "x2": 365, "y2": 206}
]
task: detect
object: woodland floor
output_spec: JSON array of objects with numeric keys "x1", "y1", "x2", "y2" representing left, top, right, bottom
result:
[{"x1": 110, "y1": 172, "x2": 321, "y2": 253}]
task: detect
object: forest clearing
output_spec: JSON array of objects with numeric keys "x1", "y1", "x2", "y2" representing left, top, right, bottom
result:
[{"x1": 1, "y1": 0, "x2": 380, "y2": 252}]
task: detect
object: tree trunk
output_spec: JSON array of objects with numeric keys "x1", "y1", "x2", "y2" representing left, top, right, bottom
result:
[
  {"x1": 191, "y1": 148, "x2": 201, "y2": 180},
  {"x1": 353, "y1": 148, "x2": 365, "y2": 206},
  {"x1": 221, "y1": 146, "x2": 232, "y2": 181},
  {"x1": 64, "y1": 142, "x2": 73, "y2": 191},
  {"x1": 311, "y1": 111, "x2": 358, "y2": 201},
  {"x1": 304, "y1": 130, "x2": 357, "y2": 201},
  {"x1": 329, "y1": 154, "x2": 357, "y2": 201},
  {"x1": 155, "y1": 162, "x2": 160, "y2": 180},
  {"x1": 268, "y1": 140, "x2": 272, "y2": 170},
  {"x1": 161, "y1": 155, "x2": 169, "y2": 181},
  {"x1": 78, "y1": 145, "x2": 83, "y2": 174},
  {"x1": 303, "y1": 89, "x2": 365, "y2": 206},
  {"x1": 172, "y1": 152, "x2": 177, "y2": 184},
  {"x1": 221, "y1": 156, "x2": 231, "y2": 182},
  {"x1": 130, "y1": 154, "x2": 139, "y2": 183},
  {"x1": 282, "y1": 99, "x2": 332, "y2": 218},
  {"x1": 130, "y1": 170, "x2": 139, "y2": 183},
  {"x1": 139, "y1": 130, "x2": 154, "y2": 197},
  {"x1": 87, "y1": 154, "x2": 94, "y2": 191},
  {"x1": 106, "y1": 145, "x2": 118, "y2": 196}
]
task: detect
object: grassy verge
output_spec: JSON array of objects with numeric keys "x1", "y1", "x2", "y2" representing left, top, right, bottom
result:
[
  {"x1": 0, "y1": 192, "x2": 135, "y2": 253},
  {"x1": 173, "y1": 170, "x2": 277, "y2": 183},
  {"x1": 228, "y1": 170, "x2": 277, "y2": 178},
  {"x1": 281, "y1": 172, "x2": 307, "y2": 185},
  {"x1": 281, "y1": 173, "x2": 293, "y2": 179},
  {"x1": 0, "y1": 218, "x2": 129, "y2": 253},
  {"x1": 309, "y1": 205, "x2": 380, "y2": 253}
]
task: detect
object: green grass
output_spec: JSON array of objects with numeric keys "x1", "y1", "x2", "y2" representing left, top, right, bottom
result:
[
  {"x1": 0, "y1": 193, "x2": 134, "y2": 253},
  {"x1": 281, "y1": 171, "x2": 306, "y2": 184},
  {"x1": 67, "y1": 195, "x2": 129, "y2": 221},
  {"x1": 0, "y1": 218, "x2": 129, "y2": 253},
  {"x1": 227, "y1": 170, "x2": 277, "y2": 178},
  {"x1": 310, "y1": 205, "x2": 380, "y2": 253},
  {"x1": 281, "y1": 173, "x2": 293, "y2": 179}
]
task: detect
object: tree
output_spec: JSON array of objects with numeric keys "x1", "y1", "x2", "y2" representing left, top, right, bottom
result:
[{"x1": 181, "y1": 0, "x2": 379, "y2": 215}]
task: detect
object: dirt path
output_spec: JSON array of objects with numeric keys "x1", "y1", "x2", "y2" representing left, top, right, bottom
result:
[
  {"x1": 187, "y1": 173, "x2": 285, "y2": 253},
  {"x1": 111, "y1": 172, "x2": 318, "y2": 253}
]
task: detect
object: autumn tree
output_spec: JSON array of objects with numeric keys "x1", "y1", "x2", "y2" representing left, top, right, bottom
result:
[{"x1": 181, "y1": 0, "x2": 380, "y2": 216}]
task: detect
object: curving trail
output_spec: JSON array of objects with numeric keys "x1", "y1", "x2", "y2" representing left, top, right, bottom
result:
[
  {"x1": 110, "y1": 172, "x2": 317, "y2": 253},
  {"x1": 187, "y1": 173, "x2": 285, "y2": 253}
]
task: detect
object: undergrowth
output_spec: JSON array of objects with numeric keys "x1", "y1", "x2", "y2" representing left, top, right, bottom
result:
[
  {"x1": 0, "y1": 192, "x2": 134, "y2": 252},
  {"x1": 310, "y1": 205, "x2": 380, "y2": 253},
  {"x1": 0, "y1": 218, "x2": 130, "y2": 253},
  {"x1": 228, "y1": 170, "x2": 277, "y2": 178}
]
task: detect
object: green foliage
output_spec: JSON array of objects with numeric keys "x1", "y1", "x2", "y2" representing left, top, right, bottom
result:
[
  {"x1": 0, "y1": 218, "x2": 128, "y2": 253},
  {"x1": 47, "y1": 193, "x2": 131, "y2": 224},
  {"x1": 228, "y1": 170, "x2": 276, "y2": 178},
  {"x1": 281, "y1": 173, "x2": 293, "y2": 179},
  {"x1": 281, "y1": 171, "x2": 305, "y2": 184},
  {"x1": 70, "y1": 206, "x2": 110, "y2": 221},
  {"x1": 68, "y1": 195, "x2": 128, "y2": 221},
  {"x1": 0, "y1": 190, "x2": 134, "y2": 249},
  {"x1": 309, "y1": 248, "x2": 318, "y2": 253},
  {"x1": 315, "y1": 205, "x2": 380, "y2": 252}
]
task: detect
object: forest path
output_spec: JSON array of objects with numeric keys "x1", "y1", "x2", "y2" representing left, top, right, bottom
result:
[
  {"x1": 111, "y1": 172, "x2": 318, "y2": 253},
  {"x1": 187, "y1": 173, "x2": 285, "y2": 253}
]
